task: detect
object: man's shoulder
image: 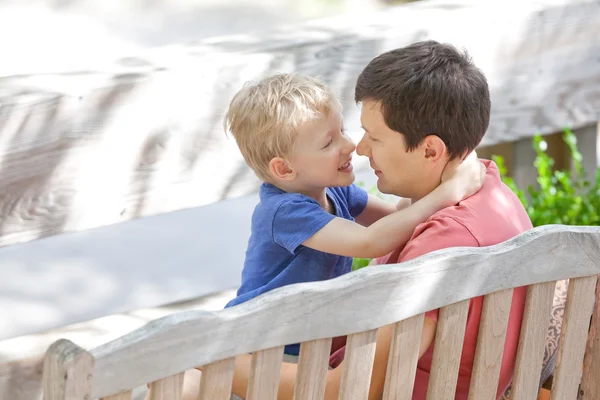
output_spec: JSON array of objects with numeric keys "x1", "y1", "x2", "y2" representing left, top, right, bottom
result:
[
  {"x1": 377, "y1": 215, "x2": 480, "y2": 265},
  {"x1": 412, "y1": 214, "x2": 478, "y2": 244},
  {"x1": 417, "y1": 177, "x2": 532, "y2": 248}
]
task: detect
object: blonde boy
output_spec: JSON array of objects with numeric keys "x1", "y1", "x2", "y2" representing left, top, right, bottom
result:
[{"x1": 224, "y1": 73, "x2": 483, "y2": 356}]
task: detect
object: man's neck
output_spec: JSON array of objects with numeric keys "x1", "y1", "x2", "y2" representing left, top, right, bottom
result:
[{"x1": 409, "y1": 179, "x2": 443, "y2": 205}]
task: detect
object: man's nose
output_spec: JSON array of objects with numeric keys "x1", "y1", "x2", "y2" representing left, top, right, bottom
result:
[{"x1": 356, "y1": 136, "x2": 369, "y2": 157}]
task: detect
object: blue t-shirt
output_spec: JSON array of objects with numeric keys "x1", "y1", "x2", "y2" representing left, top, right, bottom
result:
[{"x1": 225, "y1": 182, "x2": 368, "y2": 355}]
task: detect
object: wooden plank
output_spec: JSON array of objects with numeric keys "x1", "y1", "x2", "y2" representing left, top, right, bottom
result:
[
  {"x1": 81, "y1": 225, "x2": 600, "y2": 398},
  {"x1": 293, "y1": 338, "x2": 332, "y2": 400},
  {"x1": 148, "y1": 373, "x2": 184, "y2": 400},
  {"x1": 0, "y1": 0, "x2": 598, "y2": 251},
  {"x1": 101, "y1": 390, "x2": 133, "y2": 400},
  {"x1": 0, "y1": 355, "x2": 44, "y2": 400},
  {"x1": 551, "y1": 275, "x2": 598, "y2": 400},
  {"x1": 198, "y1": 358, "x2": 235, "y2": 400},
  {"x1": 426, "y1": 300, "x2": 470, "y2": 400},
  {"x1": 580, "y1": 277, "x2": 600, "y2": 400},
  {"x1": 42, "y1": 339, "x2": 94, "y2": 400},
  {"x1": 511, "y1": 281, "x2": 556, "y2": 400},
  {"x1": 246, "y1": 346, "x2": 284, "y2": 400},
  {"x1": 382, "y1": 314, "x2": 424, "y2": 400},
  {"x1": 468, "y1": 289, "x2": 513, "y2": 400},
  {"x1": 338, "y1": 329, "x2": 378, "y2": 400}
]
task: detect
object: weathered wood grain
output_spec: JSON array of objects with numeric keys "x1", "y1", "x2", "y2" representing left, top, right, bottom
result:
[
  {"x1": 198, "y1": 358, "x2": 235, "y2": 400},
  {"x1": 101, "y1": 390, "x2": 133, "y2": 400},
  {"x1": 382, "y1": 314, "x2": 424, "y2": 400},
  {"x1": 293, "y1": 339, "x2": 331, "y2": 400},
  {"x1": 0, "y1": 355, "x2": 44, "y2": 400},
  {"x1": 42, "y1": 339, "x2": 94, "y2": 400},
  {"x1": 468, "y1": 289, "x2": 513, "y2": 400},
  {"x1": 580, "y1": 277, "x2": 600, "y2": 400},
  {"x1": 510, "y1": 281, "x2": 556, "y2": 399},
  {"x1": 79, "y1": 225, "x2": 600, "y2": 398},
  {"x1": 338, "y1": 329, "x2": 378, "y2": 400},
  {"x1": 426, "y1": 300, "x2": 469, "y2": 400},
  {"x1": 0, "y1": 0, "x2": 598, "y2": 248},
  {"x1": 148, "y1": 373, "x2": 184, "y2": 400},
  {"x1": 246, "y1": 346, "x2": 283, "y2": 400},
  {"x1": 552, "y1": 276, "x2": 598, "y2": 399}
]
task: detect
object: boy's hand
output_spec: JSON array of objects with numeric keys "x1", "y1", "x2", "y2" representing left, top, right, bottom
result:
[{"x1": 441, "y1": 151, "x2": 486, "y2": 200}]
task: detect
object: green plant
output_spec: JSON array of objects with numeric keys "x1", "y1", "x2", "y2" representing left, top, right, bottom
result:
[
  {"x1": 493, "y1": 129, "x2": 600, "y2": 227},
  {"x1": 352, "y1": 256, "x2": 371, "y2": 271}
]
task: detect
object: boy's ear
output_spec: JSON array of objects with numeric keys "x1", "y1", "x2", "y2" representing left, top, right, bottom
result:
[
  {"x1": 422, "y1": 135, "x2": 447, "y2": 162},
  {"x1": 268, "y1": 157, "x2": 296, "y2": 180}
]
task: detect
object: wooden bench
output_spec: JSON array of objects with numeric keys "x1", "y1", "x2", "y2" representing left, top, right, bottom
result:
[{"x1": 40, "y1": 225, "x2": 600, "y2": 400}]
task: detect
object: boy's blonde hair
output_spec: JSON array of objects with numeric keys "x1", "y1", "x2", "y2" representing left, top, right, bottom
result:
[{"x1": 224, "y1": 73, "x2": 342, "y2": 182}]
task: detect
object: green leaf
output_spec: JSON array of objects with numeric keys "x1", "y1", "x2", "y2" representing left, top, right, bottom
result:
[{"x1": 492, "y1": 129, "x2": 600, "y2": 228}]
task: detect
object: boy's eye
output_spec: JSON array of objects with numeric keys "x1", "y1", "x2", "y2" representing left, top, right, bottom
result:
[{"x1": 322, "y1": 139, "x2": 333, "y2": 149}]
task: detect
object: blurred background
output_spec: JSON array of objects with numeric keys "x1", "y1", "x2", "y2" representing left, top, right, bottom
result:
[
  {"x1": 0, "y1": 1, "x2": 599, "y2": 398},
  {"x1": 0, "y1": 0, "x2": 414, "y2": 76}
]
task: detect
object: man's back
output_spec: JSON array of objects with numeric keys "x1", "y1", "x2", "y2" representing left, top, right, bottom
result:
[{"x1": 381, "y1": 159, "x2": 532, "y2": 399}]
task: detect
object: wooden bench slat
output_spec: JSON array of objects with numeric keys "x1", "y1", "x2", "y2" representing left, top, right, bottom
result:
[
  {"x1": 551, "y1": 276, "x2": 598, "y2": 400},
  {"x1": 581, "y1": 277, "x2": 600, "y2": 400},
  {"x1": 42, "y1": 339, "x2": 94, "y2": 400},
  {"x1": 468, "y1": 289, "x2": 514, "y2": 400},
  {"x1": 246, "y1": 346, "x2": 284, "y2": 400},
  {"x1": 338, "y1": 329, "x2": 378, "y2": 400},
  {"x1": 511, "y1": 281, "x2": 556, "y2": 399},
  {"x1": 198, "y1": 357, "x2": 235, "y2": 400},
  {"x1": 148, "y1": 372, "x2": 184, "y2": 400},
  {"x1": 293, "y1": 338, "x2": 332, "y2": 400},
  {"x1": 426, "y1": 299, "x2": 470, "y2": 400},
  {"x1": 382, "y1": 314, "x2": 425, "y2": 400},
  {"x1": 101, "y1": 390, "x2": 133, "y2": 400}
]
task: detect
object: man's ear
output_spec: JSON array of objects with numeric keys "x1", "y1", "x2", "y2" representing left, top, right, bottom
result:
[
  {"x1": 422, "y1": 135, "x2": 447, "y2": 162},
  {"x1": 268, "y1": 157, "x2": 296, "y2": 181}
]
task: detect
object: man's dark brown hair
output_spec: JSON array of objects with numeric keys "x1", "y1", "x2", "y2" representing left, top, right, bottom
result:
[{"x1": 355, "y1": 40, "x2": 490, "y2": 159}]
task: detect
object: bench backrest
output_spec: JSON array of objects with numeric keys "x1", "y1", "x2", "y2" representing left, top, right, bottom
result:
[{"x1": 42, "y1": 225, "x2": 600, "y2": 399}]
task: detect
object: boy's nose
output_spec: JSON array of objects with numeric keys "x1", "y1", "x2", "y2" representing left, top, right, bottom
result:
[
  {"x1": 348, "y1": 140, "x2": 357, "y2": 153},
  {"x1": 342, "y1": 136, "x2": 356, "y2": 154}
]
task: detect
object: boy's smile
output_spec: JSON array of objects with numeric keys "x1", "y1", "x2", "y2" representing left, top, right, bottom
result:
[{"x1": 338, "y1": 157, "x2": 353, "y2": 173}]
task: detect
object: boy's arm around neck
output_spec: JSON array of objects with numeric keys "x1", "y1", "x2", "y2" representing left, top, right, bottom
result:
[{"x1": 302, "y1": 181, "x2": 467, "y2": 259}]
